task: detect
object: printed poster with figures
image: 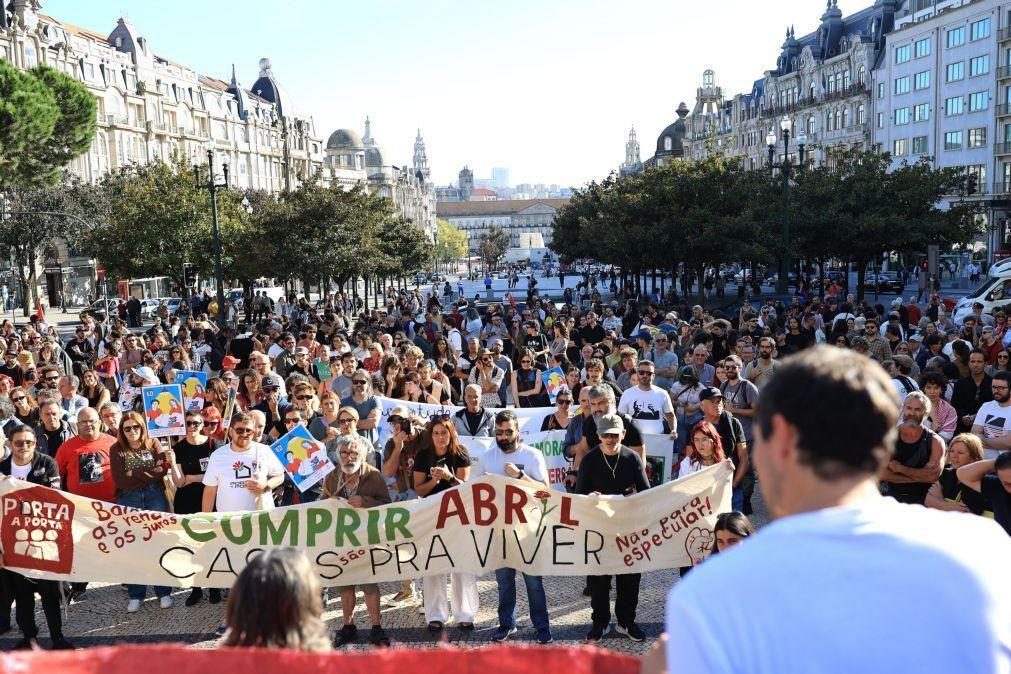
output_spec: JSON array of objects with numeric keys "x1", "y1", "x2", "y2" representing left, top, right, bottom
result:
[
  {"x1": 269, "y1": 424, "x2": 334, "y2": 492},
  {"x1": 176, "y1": 370, "x2": 207, "y2": 411},
  {"x1": 220, "y1": 388, "x2": 237, "y2": 430},
  {"x1": 540, "y1": 366, "x2": 566, "y2": 403},
  {"x1": 141, "y1": 384, "x2": 185, "y2": 438}
]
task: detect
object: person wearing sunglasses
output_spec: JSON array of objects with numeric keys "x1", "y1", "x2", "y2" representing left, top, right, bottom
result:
[
  {"x1": 541, "y1": 390, "x2": 573, "y2": 431},
  {"x1": 339, "y1": 368, "x2": 382, "y2": 446},
  {"x1": 109, "y1": 411, "x2": 176, "y2": 613},
  {"x1": 169, "y1": 409, "x2": 221, "y2": 606},
  {"x1": 202, "y1": 410, "x2": 284, "y2": 515},
  {"x1": 575, "y1": 413, "x2": 650, "y2": 644},
  {"x1": 617, "y1": 360, "x2": 677, "y2": 439},
  {"x1": 9, "y1": 386, "x2": 38, "y2": 428},
  {"x1": 0, "y1": 426, "x2": 74, "y2": 649}
]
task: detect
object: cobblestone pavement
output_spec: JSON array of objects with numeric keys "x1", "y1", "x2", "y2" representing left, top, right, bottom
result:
[{"x1": 0, "y1": 489, "x2": 768, "y2": 655}]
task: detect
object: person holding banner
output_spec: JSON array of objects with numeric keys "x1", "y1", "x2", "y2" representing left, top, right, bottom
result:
[
  {"x1": 477, "y1": 410, "x2": 553, "y2": 645},
  {"x1": 576, "y1": 413, "x2": 650, "y2": 643},
  {"x1": 662, "y1": 347, "x2": 1011, "y2": 674},
  {"x1": 324, "y1": 434, "x2": 393, "y2": 648},
  {"x1": 170, "y1": 409, "x2": 222, "y2": 607},
  {"x1": 413, "y1": 417, "x2": 477, "y2": 633},
  {"x1": 110, "y1": 411, "x2": 175, "y2": 613},
  {"x1": 0, "y1": 426, "x2": 75, "y2": 650}
]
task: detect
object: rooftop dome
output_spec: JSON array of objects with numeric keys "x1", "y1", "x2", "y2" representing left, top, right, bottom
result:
[
  {"x1": 327, "y1": 128, "x2": 365, "y2": 151},
  {"x1": 250, "y1": 58, "x2": 297, "y2": 118},
  {"x1": 365, "y1": 146, "x2": 384, "y2": 167}
]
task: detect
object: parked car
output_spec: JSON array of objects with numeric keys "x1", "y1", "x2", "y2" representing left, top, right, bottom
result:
[
  {"x1": 139, "y1": 299, "x2": 159, "y2": 319},
  {"x1": 80, "y1": 299, "x2": 117, "y2": 323},
  {"x1": 862, "y1": 272, "x2": 904, "y2": 294},
  {"x1": 765, "y1": 273, "x2": 798, "y2": 288}
]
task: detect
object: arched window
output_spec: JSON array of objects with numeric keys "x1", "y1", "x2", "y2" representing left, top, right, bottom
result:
[
  {"x1": 810, "y1": 81, "x2": 816, "y2": 100},
  {"x1": 664, "y1": 136, "x2": 673, "y2": 152},
  {"x1": 842, "y1": 107, "x2": 850, "y2": 127},
  {"x1": 826, "y1": 112, "x2": 833, "y2": 131},
  {"x1": 858, "y1": 65, "x2": 866, "y2": 85},
  {"x1": 835, "y1": 109, "x2": 842, "y2": 129},
  {"x1": 857, "y1": 104, "x2": 866, "y2": 124},
  {"x1": 807, "y1": 115, "x2": 816, "y2": 133},
  {"x1": 843, "y1": 69, "x2": 851, "y2": 89}
]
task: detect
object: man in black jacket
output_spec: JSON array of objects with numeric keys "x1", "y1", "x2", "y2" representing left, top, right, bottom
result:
[{"x1": 0, "y1": 426, "x2": 75, "y2": 649}]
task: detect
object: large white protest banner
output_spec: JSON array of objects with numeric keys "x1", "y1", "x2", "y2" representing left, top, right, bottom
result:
[
  {"x1": 374, "y1": 396, "x2": 678, "y2": 488},
  {"x1": 0, "y1": 464, "x2": 731, "y2": 589}
]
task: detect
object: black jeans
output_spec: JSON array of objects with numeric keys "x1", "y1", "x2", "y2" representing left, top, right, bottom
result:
[
  {"x1": 6, "y1": 571, "x2": 63, "y2": 639},
  {"x1": 588, "y1": 573, "x2": 640, "y2": 627}
]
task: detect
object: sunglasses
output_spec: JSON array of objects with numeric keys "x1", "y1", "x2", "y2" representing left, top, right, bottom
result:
[
  {"x1": 285, "y1": 418, "x2": 302, "y2": 424},
  {"x1": 232, "y1": 427, "x2": 255, "y2": 435},
  {"x1": 352, "y1": 380, "x2": 368, "y2": 385},
  {"x1": 295, "y1": 395, "x2": 313, "y2": 401},
  {"x1": 337, "y1": 417, "x2": 355, "y2": 424},
  {"x1": 185, "y1": 420, "x2": 204, "y2": 427},
  {"x1": 599, "y1": 432, "x2": 621, "y2": 439},
  {"x1": 637, "y1": 370, "x2": 655, "y2": 376},
  {"x1": 557, "y1": 399, "x2": 572, "y2": 405},
  {"x1": 10, "y1": 396, "x2": 25, "y2": 403},
  {"x1": 262, "y1": 386, "x2": 279, "y2": 393},
  {"x1": 122, "y1": 425, "x2": 143, "y2": 433}
]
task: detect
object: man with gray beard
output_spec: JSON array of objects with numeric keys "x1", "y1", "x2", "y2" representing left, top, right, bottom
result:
[{"x1": 323, "y1": 434, "x2": 393, "y2": 648}]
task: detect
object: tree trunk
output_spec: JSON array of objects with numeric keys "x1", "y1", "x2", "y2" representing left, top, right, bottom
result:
[{"x1": 855, "y1": 258, "x2": 868, "y2": 302}]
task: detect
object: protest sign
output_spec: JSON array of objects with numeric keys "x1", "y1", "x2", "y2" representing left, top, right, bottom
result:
[
  {"x1": 269, "y1": 424, "x2": 334, "y2": 492},
  {"x1": 221, "y1": 388, "x2": 237, "y2": 430},
  {"x1": 541, "y1": 367, "x2": 566, "y2": 403},
  {"x1": 176, "y1": 370, "x2": 207, "y2": 411},
  {"x1": 0, "y1": 465, "x2": 731, "y2": 588},
  {"x1": 141, "y1": 384, "x2": 185, "y2": 438}
]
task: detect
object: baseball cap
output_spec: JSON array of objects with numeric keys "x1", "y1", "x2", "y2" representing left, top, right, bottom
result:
[
  {"x1": 982, "y1": 325, "x2": 995, "y2": 334},
  {"x1": 636, "y1": 330, "x2": 653, "y2": 341},
  {"x1": 596, "y1": 413, "x2": 624, "y2": 435},
  {"x1": 131, "y1": 366, "x2": 159, "y2": 386},
  {"x1": 892, "y1": 355, "x2": 913, "y2": 370},
  {"x1": 699, "y1": 386, "x2": 724, "y2": 402},
  {"x1": 221, "y1": 355, "x2": 241, "y2": 371},
  {"x1": 261, "y1": 374, "x2": 282, "y2": 388},
  {"x1": 294, "y1": 346, "x2": 310, "y2": 356},
  {"x1": 388, "y1": 405, "x2": 411, "y2": 421}
]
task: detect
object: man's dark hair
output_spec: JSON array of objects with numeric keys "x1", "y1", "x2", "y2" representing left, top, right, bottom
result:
[
  {"x1": 754, "y1": 346, "x2": 899, "y2": 480},
  {"x1": 995, "y1": 452, "x2": 1011, "y2": 471},
  {"x1": 994, "y1": 371, "x2": 1011, "y2": 386},
  {"x1": 969, "y1": 348, "x2": 987, "y2": 361},
  {"x1": 923, "y1": 334, "x2": 943, "y2": 348},
  {"x1": 920, "y1": 369, "x2": 947, "y2": 390},
  {"x1": 495, "y1": 409, "x2": 518, "y2": 426},
  {"x1": 9, "y1": 425, "x2": 36, "y2": 441}
]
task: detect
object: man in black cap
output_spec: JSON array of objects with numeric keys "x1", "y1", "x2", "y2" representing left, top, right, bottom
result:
[
  {"x1": 699, "y1": 386, "x2": 749, "y2": 511},
  {"x1": 576, "y1": 413, "x2": 650, "y2": 644}
]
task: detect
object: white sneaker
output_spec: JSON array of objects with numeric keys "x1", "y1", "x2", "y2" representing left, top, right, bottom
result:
[
  {"x1": 159, "y1": 596, "x2": 173, "y2": 609},
  {"x1": 126, "y1": 599, "x2": 141, "y2": 613}
]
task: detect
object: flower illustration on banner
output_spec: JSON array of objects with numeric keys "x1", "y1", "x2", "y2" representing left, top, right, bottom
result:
[{"x1": 532, "y1": 489, "x2": 557, "y2": 535}]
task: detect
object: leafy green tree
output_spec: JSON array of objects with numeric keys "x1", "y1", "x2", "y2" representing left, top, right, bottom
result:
[
  {"x1": 434, "y1": 218, "x2": 467, "y2": 271},
  {"x1": 0, "y1": 176, "x2": 105, "y2": 315},
  {"x1": 87, "y1": 157, "x2": 247, "y2": 289},
  {"x1": 0, "y1": 60, "x2": 96, "y2": 189},
  {"x1": 479, "y1": 224, "x2": 510, "y2": 270}
]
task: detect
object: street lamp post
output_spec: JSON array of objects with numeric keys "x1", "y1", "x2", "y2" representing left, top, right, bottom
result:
[
  {"x1": 767, "y1": 116, "x2": 807, "y2": 295},
  {"x1": 194, "y1": 150, "x2": 229, "y2": 331}
]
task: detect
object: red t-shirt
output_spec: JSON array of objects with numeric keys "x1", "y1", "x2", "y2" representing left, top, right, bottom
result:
[{"x1": 55, "y1": 434, "x2": 117, "y2": 502}]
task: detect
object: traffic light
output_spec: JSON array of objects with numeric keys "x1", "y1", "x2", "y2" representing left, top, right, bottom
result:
[
  {"x1": 183, "y1": 264, "x2": 196, "y2": 287},
  {"x1": 967, "y1": 173, "x2": 978, "y2": 196}
]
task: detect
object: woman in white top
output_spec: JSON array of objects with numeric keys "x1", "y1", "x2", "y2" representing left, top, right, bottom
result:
[{"x1": 677, "y1": 420, "x2": 726, "y2": 479}]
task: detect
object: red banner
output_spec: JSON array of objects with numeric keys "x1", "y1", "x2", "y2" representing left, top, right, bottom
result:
[{"x1": 0, "y1": 643, "x2": 639, "y2": 674}]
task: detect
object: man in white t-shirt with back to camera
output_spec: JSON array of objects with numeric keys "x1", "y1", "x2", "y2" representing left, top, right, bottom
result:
[
  {"x1": 202, "y1": 410, "x2": 284, "y2": 512},
  {"x1": 644, "y1": 346, "x2": 1010, "y2": 674}
]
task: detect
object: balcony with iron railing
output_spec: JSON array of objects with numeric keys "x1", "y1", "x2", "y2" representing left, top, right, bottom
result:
[
  {"x1": 1000, "y1": 65, "x2": 1011, "y2": 79},
  {"x1": 1000, "y1": 26, "x2": 1011, "y2": 41},
  {"x1": 992, "y1": 182, "x2": 1011, "y2": 195},
  {"x1": 996, "y1": 143, "x2": 1011, "y2": 155},
  {"x1": 998, "y1": 103, "x2": 1011, "y2": 116}
]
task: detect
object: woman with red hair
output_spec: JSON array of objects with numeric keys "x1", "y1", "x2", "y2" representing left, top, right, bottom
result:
[{"x1": 678, "y1": 420, "x2": 726, "y2": 478}]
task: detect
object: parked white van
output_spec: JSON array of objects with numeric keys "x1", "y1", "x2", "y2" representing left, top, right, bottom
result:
[{"x1": 953, "y1": 273, "x2": 1011, "y2": 324}]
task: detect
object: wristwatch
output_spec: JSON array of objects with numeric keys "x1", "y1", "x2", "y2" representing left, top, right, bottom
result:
[{"x1": 516, "y1": 469, "x2": 525, "y2": 479}]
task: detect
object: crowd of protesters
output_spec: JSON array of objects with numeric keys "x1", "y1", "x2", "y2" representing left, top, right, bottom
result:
[{"x1": 0, "y1": 273, "x2": 1008, "y2": 652}]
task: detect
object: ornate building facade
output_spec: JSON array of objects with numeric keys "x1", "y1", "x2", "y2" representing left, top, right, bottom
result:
[{"x1": 679, "y1": 0, "x2": 901, "y2": 170}]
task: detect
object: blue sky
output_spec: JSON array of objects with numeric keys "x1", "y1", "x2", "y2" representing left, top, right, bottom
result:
[{"x1": 45, "y1": 0, "x2": 862, "y2": 189}]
